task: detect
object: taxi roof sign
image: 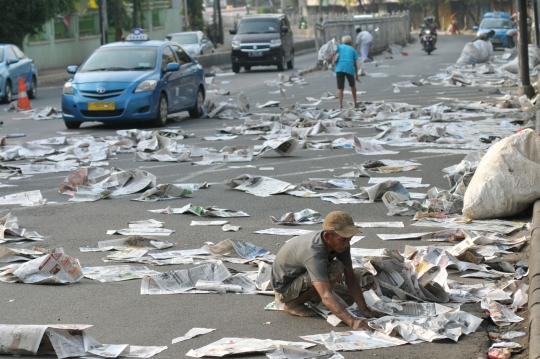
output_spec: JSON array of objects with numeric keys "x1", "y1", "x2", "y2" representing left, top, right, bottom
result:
[{"x1": 125, "y1": 28, "x2": 149, "y2": 41}]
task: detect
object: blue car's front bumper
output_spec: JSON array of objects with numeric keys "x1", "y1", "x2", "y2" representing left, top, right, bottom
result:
[{"x1": 62, "y1": 89, "x2": 159, "y2": 123}]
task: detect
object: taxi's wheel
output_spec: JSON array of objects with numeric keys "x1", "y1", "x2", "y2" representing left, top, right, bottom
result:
[
  {"x1": 188, "y1": 88, "x2": 205, "y2": 119},
  {"x1": 28, "y1": 77, "x2": 37, "y2": 99},
  {"x1": 2, "y1": 81, "x2": 12, "y2": 103},
  {"x1": 64, "y1": 121, "x2": 81, "y2": 129},
  {"x1": 153, "y1": 94, "x2": 168, "y2": 127}
]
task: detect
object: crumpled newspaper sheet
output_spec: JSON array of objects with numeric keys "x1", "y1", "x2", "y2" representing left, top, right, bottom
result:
[{"x1": 186, "y1": 337, "x2": 315, "y2": 357}]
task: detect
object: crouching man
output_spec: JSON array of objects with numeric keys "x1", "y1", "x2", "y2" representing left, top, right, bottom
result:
[{"x1": 271, "y1": 211, "x2": 376, "y2": 330}]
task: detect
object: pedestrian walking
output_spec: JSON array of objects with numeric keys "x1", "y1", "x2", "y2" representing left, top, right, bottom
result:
[
  {"x1": 334, "y1": 35, "x2": 360, "y2": 109},
  {"x1": 355, "y1": 28, "x2": 373, "y2": 62},
  {"x1": 450, "y1": 13, "x2": 460, "y2": 35}
]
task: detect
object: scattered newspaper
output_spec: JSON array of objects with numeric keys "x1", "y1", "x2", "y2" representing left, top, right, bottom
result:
[
  {"x1": 0, "y1": 324, "x2": 167, "y2": 358},
  {"x1": 133, "y1": 184, "x2": 193, "y2": 202},
  {"x1": 141, "y1": 261, "x2": 231, "y2": 294},
  {"x1": 172, "y1": 328, "x2": 215, "y2": 344},
  {"x1": 0, "y1": 190, "x2": 45, "y2": 206},
  {"x1": 481, "y1": 298, "x2": 524, "y2": 326},
  {"x1": 300, "y1": 331, "x2": 407, "y2": 351},
  {"x1": 186, "y1": 338, "x2": 315, "y2": 357},
  {"x1": 254, "y1": 228, "x2": 315, "y2": 236},
  {"x1": 83, "y1": 265, "x2": 160, "y2": 282},
  {"x1": 222, "y1": 174, "x2": 296, "y2": 197},
  {"x1": 1, "y1": 251, "x2": 83, "y2": 284},
  {"x1": 148, "y1": 204, "x2": 250, "y2": 217},
  {"x1": 0, "y1": 212, "x2": 44, "y2": 242},
  {"x1": 270, "y1": 209, "x2": 323, "y2": 225}
]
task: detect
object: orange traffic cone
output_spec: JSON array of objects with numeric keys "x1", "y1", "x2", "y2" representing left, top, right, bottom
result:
[{"x1": 17, "y1": 77, "x2": 31, "y2": 110}]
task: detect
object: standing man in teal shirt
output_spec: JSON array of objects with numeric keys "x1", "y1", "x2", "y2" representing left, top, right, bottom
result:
[{"x1": 334, "y1": 35, "x2": 360, "y2": 109}]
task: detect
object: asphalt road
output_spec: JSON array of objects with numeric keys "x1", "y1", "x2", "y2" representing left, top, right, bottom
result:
[{"x1": 0, "y1": 33, "x2": 510, "y2": 358}]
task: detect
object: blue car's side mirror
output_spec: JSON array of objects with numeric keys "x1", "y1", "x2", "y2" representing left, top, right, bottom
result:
[
  {"x1": 473, "y1": 26, "x2": 479, "y2": 30},
  {"x1": 67, "y1": 66, "x2": 78, "y2": 74},
  {"x1": 8, "y1": 57, "x2": 19, "y2": 65},
  {"x1": 167, "y1": 63, "x2": 180, "y2": 72}
]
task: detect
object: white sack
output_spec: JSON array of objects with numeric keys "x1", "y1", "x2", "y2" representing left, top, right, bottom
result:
[
  {"x1": 463, "y1": 129, "x2": 540, "y2": 219},
  {"x1": 455, "y1": 41, "x2": 492, "y2": 65},
  {"x1": 318, "y1": 39, "x2": 337, "y2": 61},
  {"x1": 499, "y1": 44, "x2": 540, "y2": 74}
]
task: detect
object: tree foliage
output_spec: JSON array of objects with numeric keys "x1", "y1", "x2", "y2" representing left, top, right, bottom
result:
[
  {"x1": 185, "y1": 0, "x2": 204, "y2": 31},
  {"x1": 0, "y1": 0, "x2": 74, "y2": 48},
  {"x1": 398, "y1": 0, "x2": 442, "y2": 13}
]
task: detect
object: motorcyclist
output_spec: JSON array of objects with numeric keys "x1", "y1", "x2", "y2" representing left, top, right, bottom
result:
[{"x1": 420, "y1": 16, "x2": 438, "y2": 50}]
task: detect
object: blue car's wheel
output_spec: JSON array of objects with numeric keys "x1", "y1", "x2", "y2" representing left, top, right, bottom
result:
[
  {"x1": 153, "y1": 94, "x2": 168, "y2": 127},
  {"x1": 2, "y1": 80, "x2": 12, "y2": 104},
  {"x1": 28, "y1": 77, "x2": 37, "y2": 99},
  {"x1": 64, "y1": 121, "x2": 81, "y2": 129},
  {"x1": 188, "y1": 88, "x2": 205, "y2": 119}
]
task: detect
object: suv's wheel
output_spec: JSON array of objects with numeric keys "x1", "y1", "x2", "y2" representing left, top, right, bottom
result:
[
  {"x1": 152, "y1": 94, "x2": 168, "y2": 127},
  {"x1": 277, "y1": 54, "x2": 286, "y2": 71},
  {"x1": 232, "y1": 64, "x2": 240, "y2": 73},
  {"x1": 244, "y1": 65, "x2": 251, "y2": 71},
  {"x1": 287, "y1": 53, "x2": 294, "y2": 69},
  {"x1": 2, "y1": 81, "x2": 12, "y2": 104},
  {"x1": 188, "y1": 87, "x2": 205, "y2": 118},
  {"x1": 64, "y1": 121, "x2": 81, "y2": 129},
  {"x1": 28, "y1": 76, "x2": 37, "y2": 99}
]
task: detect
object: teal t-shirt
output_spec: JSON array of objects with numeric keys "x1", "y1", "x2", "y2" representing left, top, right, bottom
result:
[{"x1": 334, "y1": 44, "x2": 358, "y2": 77}]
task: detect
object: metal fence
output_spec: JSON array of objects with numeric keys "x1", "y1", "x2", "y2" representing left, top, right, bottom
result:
[{"x1": 315, "y1": 12, "x2": 411, "y2": 55}]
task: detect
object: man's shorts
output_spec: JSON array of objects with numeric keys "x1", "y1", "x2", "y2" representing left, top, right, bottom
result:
[
  {"x1": 274, "y1": 260, "x2": 345, "y2": 304},
  {"x1": 336, "y1": 72, "x2": 355, "y2": 90}
]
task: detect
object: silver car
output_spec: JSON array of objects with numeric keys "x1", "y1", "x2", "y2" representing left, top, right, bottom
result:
[{"x1": 165, "y1": 31, "x2": 214, "y2": 57}]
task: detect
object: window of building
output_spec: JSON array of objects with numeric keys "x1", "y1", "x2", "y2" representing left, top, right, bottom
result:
[{"x1": 152, "y1": 9, "x2": 164, "y2": 27}]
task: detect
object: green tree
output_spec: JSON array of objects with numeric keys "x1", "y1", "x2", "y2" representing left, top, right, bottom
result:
[
  {"x1": 0, "y1": 0, "x2": 74, "y2": 48},
  {"x1": 185, "y1": 0, "x2": 204, "y2": 32},
  {"x1": 107, "y1": 0, "x2": 132, "y2": 41}
]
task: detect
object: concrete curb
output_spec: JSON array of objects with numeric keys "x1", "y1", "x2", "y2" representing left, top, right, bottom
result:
[
  {"x1": 37, "y1": 39, "x2": 317, "y2": 86},
  {"x1": 530, "y1": 200, "x2": 540, "y2": 359}
]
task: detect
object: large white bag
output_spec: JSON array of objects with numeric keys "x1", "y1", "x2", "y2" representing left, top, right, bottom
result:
[
  {"x1": 463, "y1": 129, "x2": 540, "y2": 219},
  {"x1": 455, "y1": 41, "x2": 492, "y2": 65},
  {"x1": 499, "y1": 44, "x2": 540, "y2": 74},
  {"x1": 318, "y1": 39, "x2": 337, "y2": 61}
]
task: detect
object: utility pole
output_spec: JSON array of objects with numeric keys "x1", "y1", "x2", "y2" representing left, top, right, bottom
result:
[
  {"x1": 98, "y1": 0, "x2": 108, "y2": 45},
  {"x1": 534, "y1": 0, "x2": 540, "y2": 46},
  {"x1": 217, "y1": 0, "x2": 223, "y2": 44},
  {"x1": 184, "y1": 0, "x2": 190, "y2": 30},
  {"x1": 518, "y1": 0, "x2": 534, "y2": 98}
]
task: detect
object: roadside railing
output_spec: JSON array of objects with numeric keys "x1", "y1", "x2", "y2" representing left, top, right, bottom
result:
[{"x1": 315, "y1": 12, "x2": 411, "y2": 54}]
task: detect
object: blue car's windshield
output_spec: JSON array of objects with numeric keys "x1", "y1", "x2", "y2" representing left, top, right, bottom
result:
[
  {"x1": 480, "y1": 19, "x2": 512, "y2": 29},
  {"x1": 167, "y1": 33, "x2": 198, "y2": 44},
  {"x1": 237, "y1": 19, "x2": 280, "y2": 34},
  {"x1": 79, "y1": 47, "x2": 158, "y2": 72}
]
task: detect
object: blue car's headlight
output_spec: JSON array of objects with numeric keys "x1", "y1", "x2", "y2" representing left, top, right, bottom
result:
[
  {"x1": 134, "y1": 80, "x2": 157, "y2": 93},
  {"x1": 63, "y1": 81, "x2": 74, "y2": 95}
]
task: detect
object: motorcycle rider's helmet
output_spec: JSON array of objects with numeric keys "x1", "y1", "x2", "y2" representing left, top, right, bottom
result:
[{"x1": 424, "y1": 16, "x2": 434, "y2": 25}]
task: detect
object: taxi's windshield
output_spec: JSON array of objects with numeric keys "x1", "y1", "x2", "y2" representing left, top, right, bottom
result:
[
  {"x1": 79, "y1": 47, "x2": 158, "y2": 72},
  {"x1": 480, "y1": 19, "x2": 512, "y2": 29}
]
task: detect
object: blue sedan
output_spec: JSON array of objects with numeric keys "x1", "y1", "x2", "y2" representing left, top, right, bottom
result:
[
  {"x1": 475, "y1": 15, "x2": 515, "y2": 48},
  {"x1": 0, "y1": 44, "x2": 38, "y2": 103},
  {"x1": 62, "y1": 30, "x2": 205, "y2": 129}
]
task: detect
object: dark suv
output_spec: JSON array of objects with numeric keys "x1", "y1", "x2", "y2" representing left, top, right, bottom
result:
[{"x1": 229, "y1": 14, "x2": 294, "y2": 73}]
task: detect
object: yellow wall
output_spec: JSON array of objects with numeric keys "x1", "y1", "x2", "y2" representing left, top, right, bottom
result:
[{"x1": 438, "y1": 2, "x2": 451, "y2": 32}]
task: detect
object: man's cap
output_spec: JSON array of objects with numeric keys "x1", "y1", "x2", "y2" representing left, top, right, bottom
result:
[{"x1": 323, "y1": 211, "x2": 360, "y2": 238}]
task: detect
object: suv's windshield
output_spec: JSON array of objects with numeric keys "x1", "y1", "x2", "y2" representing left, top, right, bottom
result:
[
  {"x1": 167, "y1": 33, "x2": 198, "y2": 44},
  {"x1": 237, "y1": 19, "x2": 279, "y2": 34},
  {"x1": 480, "y1": 19, "x2": 512, "y2": 29},
  {"x1": 79, "y1": 47, "x2": 158, "y2": 72}
]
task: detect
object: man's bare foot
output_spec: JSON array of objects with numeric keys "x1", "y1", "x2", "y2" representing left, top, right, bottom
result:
[{"x1": 284, "y1": 302, "x2": 318, "y2": 317}]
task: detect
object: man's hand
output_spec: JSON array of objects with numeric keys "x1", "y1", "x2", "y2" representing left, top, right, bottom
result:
[
  {"x1": 351, "y1": 317, "x2": 373, "y2": 331},
  {"x1": 355, "y1": 75, "x2": 361, "y2": 83}
]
